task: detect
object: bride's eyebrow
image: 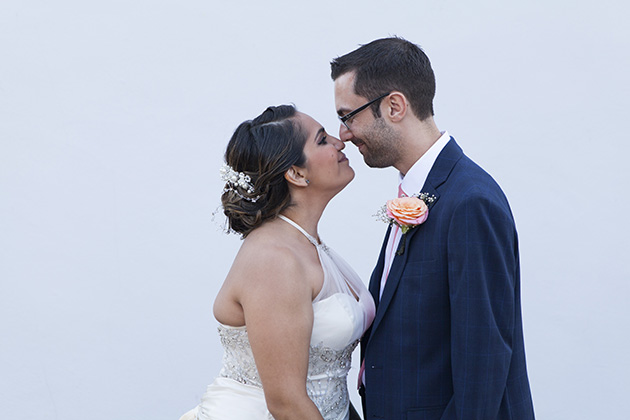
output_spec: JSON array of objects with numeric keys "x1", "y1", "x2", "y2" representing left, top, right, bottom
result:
[{"x1": 313, "y1": 127, "x2": 325, "y2": 142}]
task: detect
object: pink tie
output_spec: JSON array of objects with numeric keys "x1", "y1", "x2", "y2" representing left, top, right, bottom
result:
[
  {"x1": 358, "y1": 184, "x2": 405, "y2": 389},
  {"x1": 382, "y1": 184, "x2": 405, "y2": 280}
]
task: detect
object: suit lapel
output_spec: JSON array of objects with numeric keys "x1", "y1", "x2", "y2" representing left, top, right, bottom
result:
[
  {"x1": 423, "y1": 138, "x2": 463, "y2": 191},
  {"x1": 369, "y1": 225, "x2": 392, "y2": 305},
  {"x1": 369, "y1": 138, "x2": 463, "y2": 336}
]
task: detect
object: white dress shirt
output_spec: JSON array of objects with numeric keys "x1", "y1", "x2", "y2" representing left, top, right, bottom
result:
[{"x1": 379, "y1": 131, "x2": 451, "y2": 298}]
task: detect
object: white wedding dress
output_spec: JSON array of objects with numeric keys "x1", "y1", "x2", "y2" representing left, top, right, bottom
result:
[{"x1": 180, "y1": 215, "x2": 375, "y2": 420}]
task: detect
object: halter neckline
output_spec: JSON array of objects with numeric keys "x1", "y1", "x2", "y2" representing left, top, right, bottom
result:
[{"x1": 278, "y1": 215, "x2": 320, "y2": 247}]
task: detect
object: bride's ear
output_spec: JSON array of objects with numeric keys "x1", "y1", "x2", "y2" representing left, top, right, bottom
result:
[{"x1": 285, "y1": 166, "x2": 309, "y2": 188}]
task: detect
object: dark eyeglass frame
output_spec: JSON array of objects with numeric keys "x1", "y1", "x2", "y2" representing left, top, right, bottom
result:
[{"x1": 338, "y1": 92, "x2": 391, "y2": 130}]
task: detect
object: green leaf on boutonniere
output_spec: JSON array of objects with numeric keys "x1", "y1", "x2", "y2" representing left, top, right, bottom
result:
[{"x1": 396, "y1": 233, "x2": 406, "y2": 256}]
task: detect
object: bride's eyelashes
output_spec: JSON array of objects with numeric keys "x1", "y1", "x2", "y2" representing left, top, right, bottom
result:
[{"x1": 318, "y1": 134, "x2": 328, "y2": 145}]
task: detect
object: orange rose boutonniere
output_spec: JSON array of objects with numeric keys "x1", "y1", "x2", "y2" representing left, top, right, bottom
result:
[{"x1": 375, "y1": 193, "x2": 436, "y2": 234}]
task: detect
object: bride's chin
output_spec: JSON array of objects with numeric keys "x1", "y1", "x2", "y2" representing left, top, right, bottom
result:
[
  {"x1": 339, "y1": 173, "x2": 355, "y2": 192},
  {"x1": 344, "y1": 166, "x2": 355, "y2": 181}
]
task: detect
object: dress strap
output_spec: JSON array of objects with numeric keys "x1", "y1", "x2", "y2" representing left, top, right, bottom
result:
[{"x1": 278, "y1": 215, "x2": 320, "y2": 247}]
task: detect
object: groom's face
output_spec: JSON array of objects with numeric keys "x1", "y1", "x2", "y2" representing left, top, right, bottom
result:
[{"x1": 334, "y1": 72, "x2": 402, "y2": 168}]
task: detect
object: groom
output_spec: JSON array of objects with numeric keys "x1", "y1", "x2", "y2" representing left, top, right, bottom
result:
[{"x1": 331, "y1": 38, "x2": 535, "y2": 419}]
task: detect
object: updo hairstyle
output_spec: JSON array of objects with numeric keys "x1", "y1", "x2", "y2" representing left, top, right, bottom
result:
[{"x1": 221, "y1": 105, "x2": 307, "y2": 237}]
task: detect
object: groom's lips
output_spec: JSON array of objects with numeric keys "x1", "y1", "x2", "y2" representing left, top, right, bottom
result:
[{"x1": 353, "y1": 140, "x2": 366, "y2": 153}]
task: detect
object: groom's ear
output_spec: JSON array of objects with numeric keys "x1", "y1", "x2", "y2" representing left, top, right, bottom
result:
[
  {"x1": 385, "y1": 92, "x2": 408, "y2": 123},
  {"x1": 284, "y1": 166, "x2": 309, "y2": 188}
]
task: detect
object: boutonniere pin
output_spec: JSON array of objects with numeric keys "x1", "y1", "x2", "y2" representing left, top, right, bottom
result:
[{"x1": 375, "y1": 193, "x2": 436, "y2": 234}]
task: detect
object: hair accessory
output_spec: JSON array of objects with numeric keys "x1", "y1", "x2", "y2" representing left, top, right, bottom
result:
[{"x1": 220, "y1": 163, "x2": 261, "y2": 202}]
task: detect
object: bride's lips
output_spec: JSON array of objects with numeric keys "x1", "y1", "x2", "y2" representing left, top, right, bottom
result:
[{"x1": 338, "y1": 153, "x2": 348, "y2": 163}]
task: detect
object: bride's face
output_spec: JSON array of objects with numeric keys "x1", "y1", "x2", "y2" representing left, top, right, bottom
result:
[{"x1": 295, "y1": 112, "x2": 355, "y2": 195}]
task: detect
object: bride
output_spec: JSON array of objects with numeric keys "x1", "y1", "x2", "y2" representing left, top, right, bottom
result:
[{"x1": 180, "y1": 105, "x2": 375, "y2": 420}]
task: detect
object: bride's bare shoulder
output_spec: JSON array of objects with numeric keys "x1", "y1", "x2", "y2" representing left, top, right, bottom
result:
[
  {"x1": 240, "y1": 221, "x2": 294, "y2": 254},
  {"x1": 230, "y1": 221, "x2": 305, "y2": 285}
]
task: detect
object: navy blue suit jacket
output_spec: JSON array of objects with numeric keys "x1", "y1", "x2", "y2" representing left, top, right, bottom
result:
[{"x1": 361, "y1": 139, "x2": 534, "y2": 420}]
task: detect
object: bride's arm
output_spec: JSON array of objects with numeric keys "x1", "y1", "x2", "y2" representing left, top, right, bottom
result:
[{"x1": 239, "y1": 245, "x2": 324, "y2": 420}]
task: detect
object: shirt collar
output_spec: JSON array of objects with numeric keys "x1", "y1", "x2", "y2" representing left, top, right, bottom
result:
[{"x1": 399, "y1": 131, "x2": 451, "y2": 196}]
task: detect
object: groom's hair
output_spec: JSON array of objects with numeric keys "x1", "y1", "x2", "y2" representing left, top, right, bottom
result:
[{"x1": 330, "y1": 37, "x2": 435, "y2": 121}]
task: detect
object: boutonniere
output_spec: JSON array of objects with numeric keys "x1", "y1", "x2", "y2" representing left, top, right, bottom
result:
[
  {"x1": 375, "y1": 193, "x2": 436, "y2": 234},
  {"x1": 375, "y1": 193, "x2": 436, "y2": 255}
]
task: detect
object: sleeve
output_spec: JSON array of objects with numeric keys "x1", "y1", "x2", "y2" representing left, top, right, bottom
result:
[{"x1": 440, "y1": 193, "x2": 518, "y2": 419}]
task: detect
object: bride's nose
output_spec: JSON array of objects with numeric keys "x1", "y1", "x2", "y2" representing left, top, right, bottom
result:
[{"x1": 334, "y1": 137, "x2": 345, "y2": 151}]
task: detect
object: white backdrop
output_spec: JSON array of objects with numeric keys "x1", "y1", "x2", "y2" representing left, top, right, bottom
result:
[{"x1": 2, "y1": 1, "x2": 629, "y2": 419}]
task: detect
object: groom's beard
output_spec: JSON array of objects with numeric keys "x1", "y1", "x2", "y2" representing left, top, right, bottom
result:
[{"x1": 359, "y1": 118, "x2": 403, "y2": 169}]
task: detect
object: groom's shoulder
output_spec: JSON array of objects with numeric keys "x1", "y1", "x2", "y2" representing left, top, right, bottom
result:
[
  {"x1": 439, "y1": 139, "x2": 500, "y2": 185},
  {"x1": 450, "y1": 150, "x2": 498, "y2": 185},
  {"x1": 447, "y1": 151, "x2": 511, "y2": 207}
]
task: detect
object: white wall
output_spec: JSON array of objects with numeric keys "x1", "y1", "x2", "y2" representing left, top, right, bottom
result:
[{"x1": 1, "y1": 1, "x2": 629, "y2": 419}]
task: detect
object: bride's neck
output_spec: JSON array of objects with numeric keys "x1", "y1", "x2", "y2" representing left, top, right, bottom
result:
[{"x1": 280, "y1": 200, "x2": 326, "y2": 240}]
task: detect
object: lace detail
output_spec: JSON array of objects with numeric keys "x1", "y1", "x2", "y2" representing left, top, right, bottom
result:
[
  {"x1": 217, "y1": 325, "x2": 357, "y2": 420},
  {"x1": 307, "y1": 340, "x2": 358, "y2": 419},
  {"x1": 218, "y1": 325, "x2": 262, "y2": 387}
]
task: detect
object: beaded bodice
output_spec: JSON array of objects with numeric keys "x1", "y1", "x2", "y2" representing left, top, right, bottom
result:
[
  {"x1": 218, "y1": 324, "x2": 358, "y2": 419},
  {"x1": 217, "y1": 325, "x2": 262, "y2": 387}
]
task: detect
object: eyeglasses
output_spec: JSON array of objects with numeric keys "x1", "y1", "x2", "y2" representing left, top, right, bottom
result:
[{"x1": 338, "y1": 92, "x2": 391, "y2": 130}]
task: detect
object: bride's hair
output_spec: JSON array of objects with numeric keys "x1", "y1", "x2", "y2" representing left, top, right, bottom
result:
[{"x1": 221, "y1": 105, "x2": 307, "y2": 237}]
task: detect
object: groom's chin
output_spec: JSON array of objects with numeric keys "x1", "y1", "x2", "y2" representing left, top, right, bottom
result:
[{"x1": 364, "y1": 160, "x2": 389, "y2": 169}]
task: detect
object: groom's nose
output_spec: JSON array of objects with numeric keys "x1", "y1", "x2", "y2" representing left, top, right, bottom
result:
[{"x1": 338, "y1": 123, "x2": 354, "y2": 143}]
